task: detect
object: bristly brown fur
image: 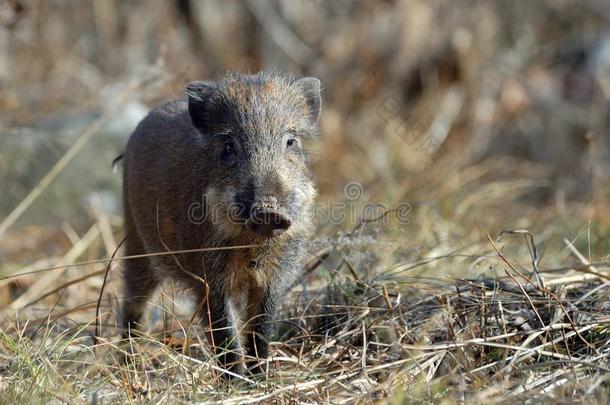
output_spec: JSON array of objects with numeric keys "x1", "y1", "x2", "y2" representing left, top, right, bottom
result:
[{"x1": 119, "y1": 71, "x2": 321, "y2": 377}]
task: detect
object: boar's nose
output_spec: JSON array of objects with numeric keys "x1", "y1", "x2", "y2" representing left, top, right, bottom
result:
[{"x1": 247, "y1": 207, "x2": 292, "y2": 238}]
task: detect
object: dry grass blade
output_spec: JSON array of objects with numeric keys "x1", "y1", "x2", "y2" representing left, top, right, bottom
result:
[
  {"x1": 9, "y1": 224, "x2": 101, "y2": 310},
  {"x1": 0, "y1": 244, "x2": 264, "y2": 283}
]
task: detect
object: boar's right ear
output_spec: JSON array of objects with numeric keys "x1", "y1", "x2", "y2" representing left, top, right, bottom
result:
[
  {"x1": 186, "y1": 81, "x2": 218, "y2": 132},
  {"x1": 293, "y1": 77, "x2": 322, "y2": 125}
]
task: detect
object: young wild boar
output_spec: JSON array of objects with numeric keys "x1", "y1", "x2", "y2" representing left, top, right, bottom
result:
[{"x1": 119, "y1": 71, "x2": 321, "y2": 377}]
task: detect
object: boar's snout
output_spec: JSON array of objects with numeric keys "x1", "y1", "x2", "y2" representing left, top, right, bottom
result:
[{"x1": 246, "y1": 196, "x2": 292, "y2": 238}]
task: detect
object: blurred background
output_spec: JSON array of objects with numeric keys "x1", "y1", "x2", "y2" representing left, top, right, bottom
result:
[{"x1": 1, "y1": 0, "x2": 610, "y2": 282}]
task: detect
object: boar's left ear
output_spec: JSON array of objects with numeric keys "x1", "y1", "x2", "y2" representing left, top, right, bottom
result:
[
  {"x1": 186, "y1": 81, "x2": 219, "y2": 132},
  {"x1": 293, "y1": 77, "x2": 321, "y2": 125}
]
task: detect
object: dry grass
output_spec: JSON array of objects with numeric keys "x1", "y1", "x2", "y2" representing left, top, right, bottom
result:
[{"x1": 1, "y1": 187, "x2": 609, "y2": 403}]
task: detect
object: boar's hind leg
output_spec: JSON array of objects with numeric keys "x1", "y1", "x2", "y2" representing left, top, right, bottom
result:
[
  {"x1": 196, "y1": 286, "x2": 244, "y2": 378},
  {"x1": 120, "y1": 235, "x2": 159, "y2": 339}
]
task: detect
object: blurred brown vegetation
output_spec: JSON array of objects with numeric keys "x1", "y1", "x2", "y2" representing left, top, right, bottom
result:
[{"x1": 2, "y1": 0, "x2": 610, "y2": 222}]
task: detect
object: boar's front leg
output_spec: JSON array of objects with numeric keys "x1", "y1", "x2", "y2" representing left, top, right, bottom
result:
[
  {"x1": 196, "y1": 284, "x2": 244, "y2": 378},
  {"x1": 244, "y1": 272, "x2": 292, "y2": 375},
  {"x1": 244, "y1": 290, "x2": 274, "y2": 374}
]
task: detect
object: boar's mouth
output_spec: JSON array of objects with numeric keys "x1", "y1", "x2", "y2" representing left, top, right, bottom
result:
[{"x1": 246, "y1": 208, "x2": 292, "y2": 238}]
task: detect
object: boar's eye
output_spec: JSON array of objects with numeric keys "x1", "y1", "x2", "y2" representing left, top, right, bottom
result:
[
  {"x1": 220, "y1": 141, "x2": 237, "y2": 167},
  {"x1": 284, "y1": 133, "x2": 300, "y2": 150}
]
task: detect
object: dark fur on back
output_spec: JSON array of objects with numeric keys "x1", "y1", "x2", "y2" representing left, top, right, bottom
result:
[{"x1": 120, "y1": 71, "x2": 321, "y2": 377}]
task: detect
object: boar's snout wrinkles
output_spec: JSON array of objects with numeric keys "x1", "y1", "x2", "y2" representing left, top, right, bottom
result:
[{"x1": 119, "y1": 71, "x2": 321, "y2": 379}]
